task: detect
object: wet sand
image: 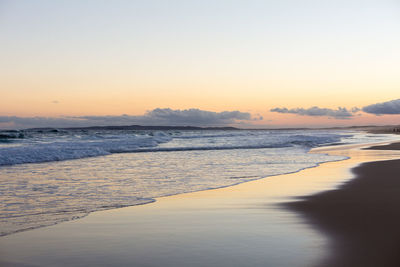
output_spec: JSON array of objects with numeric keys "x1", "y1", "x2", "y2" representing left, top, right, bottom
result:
[
  {"x1": 365, "y1": 141, "x2": 400, "y2": 150},
  {"x1": 1, "y1": 143, "x2": 400, "y2": 266},
  {"x1": 287, "y1": 142, "x2": 400, "y2": 267}
]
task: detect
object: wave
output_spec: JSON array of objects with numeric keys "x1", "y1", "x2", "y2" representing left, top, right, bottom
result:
[
  {"x1": 172, "y1": 131, "x2": 261, "y2": 139},
  {"x1": 1, "y1": 130, "x2": 398, "y2": 238},
  {"x1": 112, "y1": 142, "x2": 342, "y2": 153},
  {"x1": 0, "y1": 130, "x2": 347, "y2": 166},
  {"x1": 0, "y1": 131, "x2": 172, "y2": 166},
  {"x1": 0, "y1": 131, "x2": 25, "y2": 141}
]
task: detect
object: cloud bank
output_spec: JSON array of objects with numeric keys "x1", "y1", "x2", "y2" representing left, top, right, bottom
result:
[
  {"x1": 362, "y1": 99, "x2": 400, "y2": 115},
  {"x1": 270, "y1": 106, "x2": 359, "y2": 119},
  {"x1": 0, "y1": 108, "x2": 258, "y2": 129}
]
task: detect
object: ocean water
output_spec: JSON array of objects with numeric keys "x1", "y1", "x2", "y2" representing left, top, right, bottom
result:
[{"x1": 0, "y1": 128, "x2": 396, "y2": 236}]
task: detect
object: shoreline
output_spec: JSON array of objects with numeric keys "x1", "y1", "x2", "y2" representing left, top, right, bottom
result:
[
  {"x1": 286, "y1": 142, "x2": 400, "y2": 267},
  {"x1": 0, "y1": 142, "x2": 352, "y2": 238},
  {"x1": 1, "y1": 141, "x2": 400, "y2": 266}
]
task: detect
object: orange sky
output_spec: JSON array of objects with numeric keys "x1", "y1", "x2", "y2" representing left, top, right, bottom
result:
[{"x1": 1, "y1": 1, "x2": 399, "y2": 127}]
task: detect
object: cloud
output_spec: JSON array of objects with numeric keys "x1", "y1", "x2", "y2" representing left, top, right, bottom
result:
[
  {"x1": 145, "y1": 108, "x2": 253, "y2": 125},
  {"x1": 362, "y1": 99, "x2": 400, "y2": 115},
  {"x1": 0, "y1": 108, "x2": 257, "y2": 129},
  {"x1": 77, "y1": 108, "x2": 254, "y2": 126},
  {"x1": 270, "y1": 106, "x2": 358, "y2": 119}
]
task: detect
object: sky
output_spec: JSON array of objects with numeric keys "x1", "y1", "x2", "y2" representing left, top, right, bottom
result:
[{"x1": 1, "y1": 0, "x2": 399, "y2": 129}]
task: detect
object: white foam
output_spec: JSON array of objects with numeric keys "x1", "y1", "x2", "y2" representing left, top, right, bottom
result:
[
  {"x1": 0, "y1": 129, "x2": 398, "y2": 236},
  {"x1": 0, "y1": 131, "x2": 172, "y2": 166}
]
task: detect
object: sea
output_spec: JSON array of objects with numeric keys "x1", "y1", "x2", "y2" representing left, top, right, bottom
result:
[{"x1": 0, "y1": 127, "x2": 397, "y2": 236}]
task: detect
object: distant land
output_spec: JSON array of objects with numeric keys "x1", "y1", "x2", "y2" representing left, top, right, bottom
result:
[{"x1": 0, "y1": 124, "x2": 399, "y2": 134}]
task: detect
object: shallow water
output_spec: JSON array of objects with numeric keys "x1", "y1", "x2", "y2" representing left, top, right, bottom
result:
[
  {"x1": 0, "y1": 129, "x2": 397, "y2": 236},
  {"x1": 2, "y1": 143, "x2": 400, "y2": 267}
]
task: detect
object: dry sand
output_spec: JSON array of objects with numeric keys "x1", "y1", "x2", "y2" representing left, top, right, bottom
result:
[{"x1": 287, "y1": 142, "x2": 400, "y2": 267}]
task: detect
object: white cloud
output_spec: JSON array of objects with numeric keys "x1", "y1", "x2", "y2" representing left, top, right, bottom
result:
[
  {"x1": 270, "y1": 106, "x2": 357, "y2": 119},
  {"x1": 362, "y1": 99, "x2": 400, "y2": 115},
  {"x1": 0, "y1": 108, "x2": 257, "y2": 129}
]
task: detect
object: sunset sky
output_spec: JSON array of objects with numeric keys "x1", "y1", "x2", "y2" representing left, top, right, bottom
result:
[{"x1": 1, "y1": 0, "x2": 399, "y2": 129}]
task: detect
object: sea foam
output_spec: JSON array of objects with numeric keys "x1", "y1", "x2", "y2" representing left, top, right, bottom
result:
[{"x1": 0, "y1": 129, "x2": 398, "y2": 236}]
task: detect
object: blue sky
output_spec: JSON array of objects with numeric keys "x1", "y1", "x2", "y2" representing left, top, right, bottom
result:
[{"x1": 1, "y1": 0, "x2": 399, "y2": 128}]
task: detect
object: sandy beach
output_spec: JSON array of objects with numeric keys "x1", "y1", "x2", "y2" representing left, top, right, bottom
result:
[
  {"x1": 1, "y1": 142, "x2": 400, "y2": 266},
  {"x1": 287, "y1": 142, "x2": 400, "y2": 267},
  {"x1": 2, "y1": 1, "x2": 399, "y2": 266}
]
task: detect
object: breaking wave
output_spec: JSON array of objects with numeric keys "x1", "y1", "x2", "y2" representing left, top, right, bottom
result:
[{"x1": 0, "y1": 129, "x2": 346, "y2": 166}]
